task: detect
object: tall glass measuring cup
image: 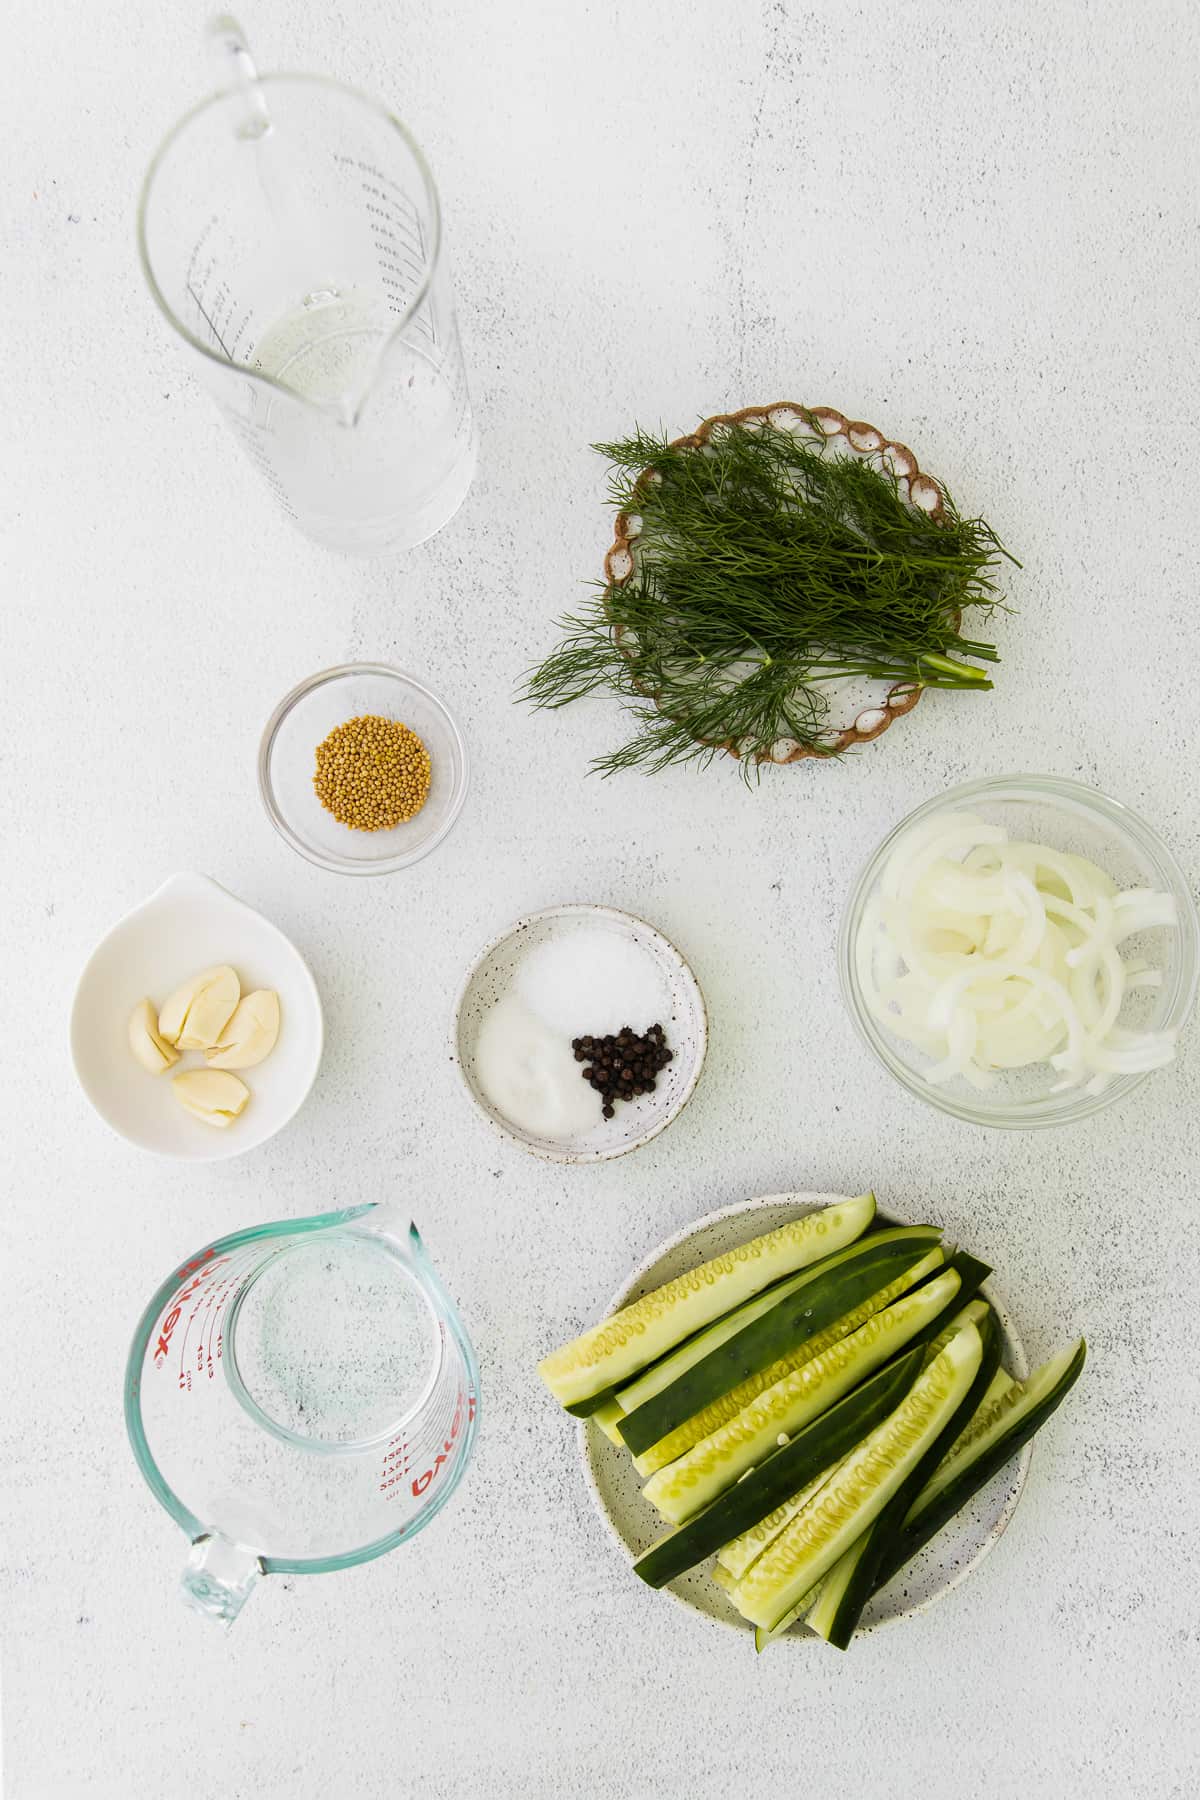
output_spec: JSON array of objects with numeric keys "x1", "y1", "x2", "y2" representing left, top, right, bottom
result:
[
  {"x1": 137, "y1": 22, "x2": 476, "y2": 553},
  {"x1": 125, "y1": 1205, "x2": 479, "y2": 1622}
]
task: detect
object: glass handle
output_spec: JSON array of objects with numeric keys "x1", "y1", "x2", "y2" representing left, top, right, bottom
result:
[
  {"x1": 206, "y1": 14, "x2": 271, "y2": 139},
  {"x1": 180, "y1": 1533, "x2": 264, "y2": 1624}
]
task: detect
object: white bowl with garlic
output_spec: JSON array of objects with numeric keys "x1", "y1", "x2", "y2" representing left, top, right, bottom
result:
[{"x1": 70, "y1": 872, "x2": 324, "y2": 1160}]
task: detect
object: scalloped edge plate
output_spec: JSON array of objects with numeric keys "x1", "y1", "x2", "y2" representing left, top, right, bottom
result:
[{"x1": 603, "y1": 403, "x2": 956, "y2": 764}]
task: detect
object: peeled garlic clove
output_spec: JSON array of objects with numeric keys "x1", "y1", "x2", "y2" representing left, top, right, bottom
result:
[
  {"x1": 172, "y1": 1068, "x2": 250, "y2": 1128},
  {"x1": 159, "y1": 965, "x2": 241, "y2": 1049},
  {"x1": 205, "y1": 990, "x2": 280, "y2": 1070},
  {"x1": 128, "y1": 998, "x2": 180, "y2": 1074}
]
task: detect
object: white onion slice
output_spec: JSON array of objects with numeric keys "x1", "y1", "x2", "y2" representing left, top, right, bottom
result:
[{"x1": 857, "y1": 811, "x2": 1178, "y2": 1095}]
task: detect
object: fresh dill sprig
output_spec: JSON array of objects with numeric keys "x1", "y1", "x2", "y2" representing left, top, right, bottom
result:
[{"x1": 521, "y1": 420, "x2": 1017, "y2": 779}]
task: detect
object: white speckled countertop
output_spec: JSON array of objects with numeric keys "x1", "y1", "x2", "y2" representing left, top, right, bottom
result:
[{"x1": 4, "y1": 2, "x2": 1200, "y2": 1795}]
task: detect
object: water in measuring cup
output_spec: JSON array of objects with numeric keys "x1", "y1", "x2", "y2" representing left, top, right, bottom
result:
[
  {"x1": 227, "y1": 1232, "x2": 441, "y2": 1448},
  {"x1": 247, "y1": 288, "x2": 475, "y2": 550}
]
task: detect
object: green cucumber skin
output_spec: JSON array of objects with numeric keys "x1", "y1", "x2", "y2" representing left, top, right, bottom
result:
[
  {"x1": 632, "y1": 1347, "x2": 925, "y2": 1590},
  {"x1": 541, "y1": 1194, "x2": 876, "y2": 1406},
  {"x1": 563, "y1": 1388, "x2": 618, "y2": 1419},
  {"x1": 616, "y1": 1228, "x2": 942, "y2": 1458},
  {"x1": 804, "y1": 1534, "x2": 871, "y2": 1643},
  {"x1": 736, "y1": 1325, "x2": 984, "y2": 1631},
  {"x1": 896, "y1": 1251, "x2": 992, "y2": 1360},
  {"x1": 816, "y1": 1311, "x2": 1003, "y2": 1651},
  {"x1": 872, "y1": 1338, "x2": 1087, "y2": 1599},
  {"x1": 754, "y1": 1583, "x2": 822, "y2": 1653},
  {"x1": 612, "y1": 1232, "x2": 915, "y2": 1417}
]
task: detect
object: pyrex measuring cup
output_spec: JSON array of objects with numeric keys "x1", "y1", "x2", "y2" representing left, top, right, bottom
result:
[
  {"x1": 137, "y1": 20, "x2": 476, "y2": 553},
  {"x1": 125, "y1": 1204, "x2": 479, "y2": 1622}
]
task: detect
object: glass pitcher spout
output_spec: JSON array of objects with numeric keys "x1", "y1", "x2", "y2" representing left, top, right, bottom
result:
[{"x1": 137, "y1": 29, "x2": 476, "y2": 550}]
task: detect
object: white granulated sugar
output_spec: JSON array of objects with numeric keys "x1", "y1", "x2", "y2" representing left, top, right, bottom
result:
[{"x1": 516, "y1": 926, "x2": 670, "y2": 1038}]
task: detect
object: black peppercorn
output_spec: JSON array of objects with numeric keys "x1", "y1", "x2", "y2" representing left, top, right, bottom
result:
[{"x1": 571, "y1": 1021, "x2": 674, "y2": 1121}]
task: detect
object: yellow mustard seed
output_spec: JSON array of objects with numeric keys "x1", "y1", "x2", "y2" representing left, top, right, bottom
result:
[{"x1": 313, "y1": 714, "x2": 433, "y2": 830}]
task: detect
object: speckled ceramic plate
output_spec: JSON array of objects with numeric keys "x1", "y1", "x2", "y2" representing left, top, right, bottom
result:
[
  {"x1": 580, "y1": 1192, "x2": 1031, "y2": 1640},
  {"x1": 452, "y1": 904, "x2": 707, "y2": 1163}
]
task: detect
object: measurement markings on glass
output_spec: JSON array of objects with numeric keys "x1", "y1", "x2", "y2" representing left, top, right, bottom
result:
[
  {"x1": 175, "y1": 1248, "x2": 265, "y2": 1388},
  {"x1": 155, "y1": 1247, "x2": 246, "y2": 1390},
  {"x1": 153, "y1": 1247, "x2": 225, "y2": 1385},
  {"x1": 379, "y1": 1319, "x2": 477, "y2": 1500},
  {"x1": 200, "y1": 1257, "x2": 243, "y2": 1381}
]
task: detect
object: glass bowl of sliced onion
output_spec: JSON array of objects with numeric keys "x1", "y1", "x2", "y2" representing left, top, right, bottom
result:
[{"x1": 839, "y1": 775, "x2": 1199, "y2": 1128}]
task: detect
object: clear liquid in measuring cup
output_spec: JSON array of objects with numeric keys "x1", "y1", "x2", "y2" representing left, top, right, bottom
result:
[
  {"x1": 244, "y1": 287, "x2": 475, "y2": 550},
  {"x1": 226, "y1": 1232, "x2": 441, "y2": 1448}
]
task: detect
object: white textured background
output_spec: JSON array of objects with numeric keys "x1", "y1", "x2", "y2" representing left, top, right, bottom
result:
[{"x1": 3, "y1": 2, "x2": 1200, "y2": 1796}]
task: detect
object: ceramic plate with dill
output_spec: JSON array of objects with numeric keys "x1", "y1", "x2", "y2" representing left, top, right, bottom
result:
[{"x1": 522, "y1": 403, "x2": 1017, "y2": 777}]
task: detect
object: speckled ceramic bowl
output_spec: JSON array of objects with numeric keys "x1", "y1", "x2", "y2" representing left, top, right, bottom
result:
[
  {"x1": 452, "y1": 904, "x2": 707, "y2": 1163},
  {"x1": 580, "y1": 1193, "x2": 1031, "y2": 1642}
]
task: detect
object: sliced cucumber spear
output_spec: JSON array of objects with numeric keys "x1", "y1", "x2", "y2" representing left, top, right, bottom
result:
[
  {"x1": 728, "y1": 1321, "x2": 985, "y2": 1631},
  {"x1": 605, "y1": 1269, "x2": 834, "y2": 1421},
  {"x1": 632, "y1": 1346, "x2": 925, "y2": 1589},
  {"x1": 799, "y1": 1300, "x2": 990, "y2": 1649},
  {"x1": 630, "y1": 1247, "x2": 946, "y2": 1477},
  {"x1": 941, "y1": 1364, "x2": 1018, "y2": 1457},
  {"x1": 805, "y1": 1331, "x2": 1085, "y2": 1649},
  {"x1": 632, "y1": 1250, "x2": 945, "y2": 1482},
  {"x1": 872, "y1": 1336, "x2": 1087, "y2": 1596},
  {"x1": 610, "y1": 1230, "x2": 934, "y2": 1424},
  {"x1": 643, "y1": 1266, "x2": 963, "y2": 1525},
  {"x1": 921, "y1": 1295, "x2": 989, "y2": 1361},
  {"x1": 761, "y1": 1309, "x2": 999, "y2": 1654},
  {"x1": 806, "y1": 1307, "x2": 1003, "y2": 1650},
  {"x1": 538, "y1": 1194, "x2": 877, "y2": 1409},
  {"x1": 589, "y1": 1399, "x2": 627, "y2": 1445},
  {"x1": 617, "y1": 1227, "x2": 943, "y2": 1460},
  {"x1": 716, "y1": 1456, "x2": 849, "y2": 1582},
  {"x1": 563, "y1": 1388, "x2": 620, "y2": 1419},
  {"x1": 900, "y1": 1250, "x2": 992, "y2": 1354},
  {"x1": 753, "y1": 1588, "x2": 823, "y2": 1653}
]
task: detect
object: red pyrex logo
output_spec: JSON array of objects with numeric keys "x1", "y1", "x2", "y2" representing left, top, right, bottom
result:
[
  {"x1": 410, "y1": 1390, "x2": 476, "y2": 1497},
  {"x1": 379, "y1": 1390, "x2": 477, "y2": 1500},
  {"x1": 153, "y1": 1248, "x2": 223, "y2": 1366}
]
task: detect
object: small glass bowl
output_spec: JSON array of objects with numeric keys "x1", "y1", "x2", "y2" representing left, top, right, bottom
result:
[
  {"x1": 259, "y1": 664, "x2": 469, "y2": 875},
  {"x1": 839, "y1": 775, "x2": 1199, "y2": 1129}
]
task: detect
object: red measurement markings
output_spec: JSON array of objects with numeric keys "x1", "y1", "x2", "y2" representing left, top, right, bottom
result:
[
  {"x1": 377, "y1": 1434, "x2": 410, "y2": 1495},
  {"x1": 408, "y1": 1389, "x2": 476, "y2": 1498},
  {"x1": 154, "y1": 1249, "x2": 223, "y2": 1373},
  {"x1": 200, "y1": 1259, "x2": 242, "y2": 1384},
  {"x1": 174, "y1": 1254, "x2": 242, "y2": 1392}
]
